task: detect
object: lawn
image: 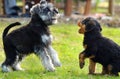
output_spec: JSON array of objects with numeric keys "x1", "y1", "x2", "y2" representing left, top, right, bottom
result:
[{"x1": 0, "y1": 20, "x2": 120, "y2": 79}]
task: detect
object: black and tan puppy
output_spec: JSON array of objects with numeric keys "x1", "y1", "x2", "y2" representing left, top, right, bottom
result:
[{"x1": 78, "y1": 17, "x2": 120, "y2": 76}]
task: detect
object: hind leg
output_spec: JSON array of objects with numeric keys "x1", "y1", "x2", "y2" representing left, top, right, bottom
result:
[
  {"x1": 107, "y1": 64, "x2": 119, "y2": 76},
  {"x1": 2, "y1": 51, "x2": 17, "y2": 72},
  {"x1": 2, "y1": 42, "x2": 23, "y2": 72},
  {"x1": 12, "y1": 54, "x2": 25, "y2": 71},
  {"x1": 101, "y1": 66, "x2": 109, "y2": 75},
  {"x1": 2, "y1": 60, "x2": 12, "y2": 72},
  {"x1": 47, "y1": 46, "x2": 61, "y2": 67},
  {"x1": 89, "y1": 59, "x2": 96, "y2": 74},
  {"x1": 2, "y1": 41, "x2": 13, "y2": 72}
]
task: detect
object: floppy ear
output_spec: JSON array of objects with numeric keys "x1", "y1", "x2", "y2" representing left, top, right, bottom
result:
[
  {"x1": 30, "y1": 4, "x2": 39, "y2": 15},
  {"x1": 100, "y1": 27, "x2": 102, "y2": 31},
  {"x1": 85, "y1": 20, "x2": 96, "y2": 32},
  {"x1": 97, "y1": 22, "x2": 102, "y2": 31}
]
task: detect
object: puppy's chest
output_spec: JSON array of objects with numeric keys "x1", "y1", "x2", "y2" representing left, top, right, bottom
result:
[
  {"x1": 41, "y1": 34, "x2": 53, "y2": 44},
  {"x1": 83, "y1": 44, "x2": 87, "y2": 49},
  {"x1": 83, "y1": 39, "x2": 95, "y2": 49},
  {"x1": 83, "y1": 41, "x2": 89, "y2": 49}
]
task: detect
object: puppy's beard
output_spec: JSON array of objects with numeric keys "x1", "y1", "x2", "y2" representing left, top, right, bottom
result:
[{"x1": 52, "y1": 19, "x2": 58, "y2": 24}]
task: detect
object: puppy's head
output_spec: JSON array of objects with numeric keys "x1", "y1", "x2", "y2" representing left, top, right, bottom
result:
[
  {"x1": 30, "y1": 0, "x2": 59, "y2": 25},
  {"x1": 78, "y1": 17, "x2": 102, "y2": 34}
]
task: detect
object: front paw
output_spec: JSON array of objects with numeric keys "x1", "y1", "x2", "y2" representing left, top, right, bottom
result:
[
  {"x1": 53, "y1": 62, "x2": 62, "y2": 67},
  {"x1": 79, "y1": 62, "x2": 85, "y2": 69},
  {"x1": 46, "y1": 66, "x2": 55, "y2": 72}
]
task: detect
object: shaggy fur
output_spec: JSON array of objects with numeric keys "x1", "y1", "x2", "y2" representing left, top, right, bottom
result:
[
  {"x1": 1, "y1": 1, "x2": 61, "y2": 72},
  {"x1": 78, "y1": 17, "x2": 120, "y2": 76}
]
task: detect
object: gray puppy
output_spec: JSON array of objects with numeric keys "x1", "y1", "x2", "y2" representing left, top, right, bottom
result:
[{"x1": 2, "y1": 0, "x2": 61, "y2": 72}]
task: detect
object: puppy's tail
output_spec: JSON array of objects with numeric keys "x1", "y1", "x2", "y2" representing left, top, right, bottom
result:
[{"x1": 2, "y1": 22, "x2": 21, "y2": 39}]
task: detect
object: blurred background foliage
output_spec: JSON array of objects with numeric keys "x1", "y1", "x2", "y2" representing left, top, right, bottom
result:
[{"x1": 16, "y1": 0, "x2": 120, "y2": 14}]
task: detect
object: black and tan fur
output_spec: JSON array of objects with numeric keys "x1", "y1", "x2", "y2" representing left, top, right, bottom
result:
[{"x1": 78, "y1": 17, "x2": 120, "y2": 76}]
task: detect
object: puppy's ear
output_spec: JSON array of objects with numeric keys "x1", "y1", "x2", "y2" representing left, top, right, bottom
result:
[
  {"x1": 30, "y1": 4, "x2": 39, "y2": 15},
  {"x1": 86, "y1": 20, "x2": 102, "y2": 32},
  {"x1": 85, "y1": 20, "x2": 96, "y2": 32},
  {"x1": 97, "y1": 23, "x2": 102, "y2": 31},
  {"x1": 94, "y1": 20, "x2": 102, "y2": 32}
]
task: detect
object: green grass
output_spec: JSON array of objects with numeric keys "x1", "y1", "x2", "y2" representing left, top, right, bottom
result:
[{"x1": 0, "y1": 21, "x2": 120, "y2": 79}]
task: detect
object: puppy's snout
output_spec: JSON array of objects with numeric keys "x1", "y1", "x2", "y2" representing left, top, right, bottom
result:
[
  {"x1": 52, "y1": 17, "x2": 56, "y2": 20},
  {"x1": 77, "y1": 22, "x2": 82, "y2": 27}
]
